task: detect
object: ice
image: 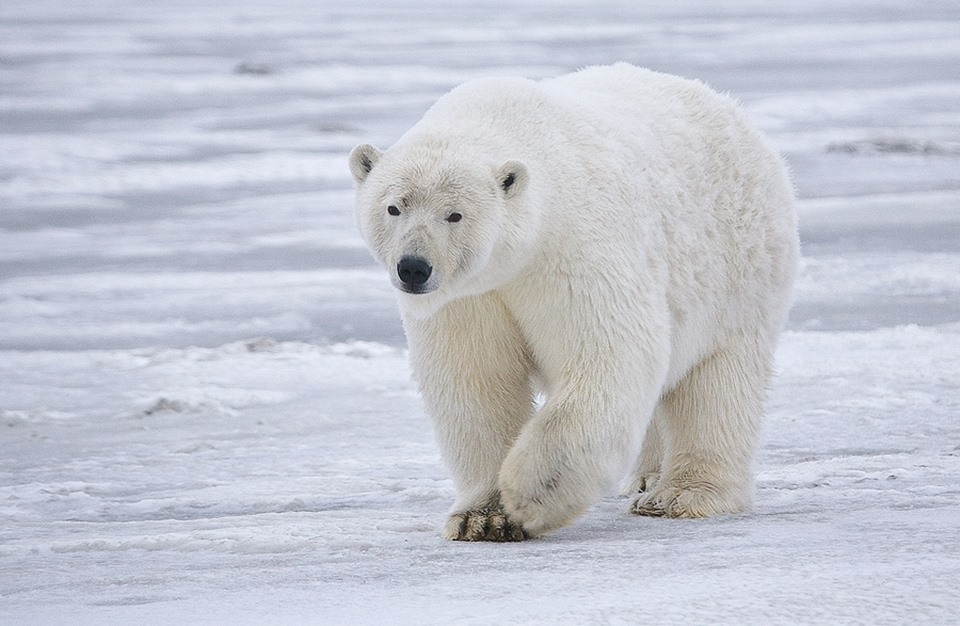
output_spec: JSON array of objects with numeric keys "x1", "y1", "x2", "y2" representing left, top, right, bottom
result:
[{"x1": 2, "y1": 0, "x2": 959, "y2": 623}]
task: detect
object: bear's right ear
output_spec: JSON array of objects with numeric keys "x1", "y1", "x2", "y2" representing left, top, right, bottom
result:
[
  {"x1": 496, "y1": 160, "x2": 529, "y2": 199},
  {"x1": 349, "y1": 144, "x2": 383, "y2": 184}
]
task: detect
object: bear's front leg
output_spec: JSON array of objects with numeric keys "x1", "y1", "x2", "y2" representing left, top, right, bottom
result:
[
  {"x1": 403, "y1": 294, "x2": 534, "y2": 541},
  {"x1": 497, "y1": 340, "x2": 668, "y2": 537},
  {"x1": 498, "y1": 391, "x2": 648, "y2": 538}
]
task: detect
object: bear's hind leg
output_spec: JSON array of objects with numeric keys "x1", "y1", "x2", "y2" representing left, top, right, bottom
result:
[
  {"x1": 621, "y1": 407, "x2": 664, "y2": 496},
  {"x1": 631, "y1": 331, "x2": 772, "y2": 518}
]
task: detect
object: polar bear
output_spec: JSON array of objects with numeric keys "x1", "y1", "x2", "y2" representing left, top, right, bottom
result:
[{"x1": 348, "y1": 63, "x2": 798, "y2": 541}]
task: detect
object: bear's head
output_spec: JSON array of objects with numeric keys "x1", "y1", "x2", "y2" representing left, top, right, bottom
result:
[{"x1": 349, "y1": 140, "x2": 538, "y2": 314}]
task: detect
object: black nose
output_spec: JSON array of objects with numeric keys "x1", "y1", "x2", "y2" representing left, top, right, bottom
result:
[{"x1": 397, "y1": 256, "x2": 432, "y2": 286}]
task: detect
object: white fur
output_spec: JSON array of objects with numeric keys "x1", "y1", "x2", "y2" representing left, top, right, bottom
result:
[{"x1": 349, "y1": 63, "x2": 799, "y2": 540}]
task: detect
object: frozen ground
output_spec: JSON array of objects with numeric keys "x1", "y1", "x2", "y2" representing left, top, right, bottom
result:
[{"x1": 2, "y1": 0, "x2": 959, "y2": 623}]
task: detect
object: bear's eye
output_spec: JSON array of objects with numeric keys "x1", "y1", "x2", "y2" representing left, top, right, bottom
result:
[
  {"x1": 387, "y1": 205, "x2": 401, "y2": 216},
  {"x1": 446, "y1": 212, "x2": 462, "y2": 223}
]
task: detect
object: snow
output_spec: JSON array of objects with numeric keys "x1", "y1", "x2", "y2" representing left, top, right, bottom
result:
[{"x1": 2, "y1": 0, "x2": 959, "y2": 623}]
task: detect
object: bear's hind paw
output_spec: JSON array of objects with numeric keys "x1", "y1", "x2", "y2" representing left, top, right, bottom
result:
[
  {"x1": 620, "y1": 471, "x2": 661, "y2": 497},
  {"x1": 630, "y1": 479, "x2": 749, "y2": 519},
  {"x1": 442, "y1": 506, "x2": 528, "y2": 542},
  {"x1": 629, "y1": 495, "x2": 668, "y2": 517}
]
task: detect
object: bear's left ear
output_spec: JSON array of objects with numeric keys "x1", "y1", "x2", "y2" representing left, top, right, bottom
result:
[
  {"x1": 349, "y1": 144, "x2": 383, "y2": 184},
  {"x1": 496, "y1": 160, "x2": 529, "y2": 199}
]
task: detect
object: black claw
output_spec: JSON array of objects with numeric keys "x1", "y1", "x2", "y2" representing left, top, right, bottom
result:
[{"x1": 449, "y1": 506, "x2": 528, "y2": 542}]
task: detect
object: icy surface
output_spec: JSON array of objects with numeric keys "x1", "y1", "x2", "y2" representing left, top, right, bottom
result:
[{"x1": 2, "y1": 1, "x2": 959, "y2": 623}]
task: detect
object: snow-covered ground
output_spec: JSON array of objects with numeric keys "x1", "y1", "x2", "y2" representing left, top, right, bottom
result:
[{"x1": 2, "y1": 1, "x2": 959, "y2": 623}]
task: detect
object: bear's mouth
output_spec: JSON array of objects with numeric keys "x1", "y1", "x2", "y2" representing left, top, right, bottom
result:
[{"x1": 396, "y1": 283, "x2": 436, "y2": 295}]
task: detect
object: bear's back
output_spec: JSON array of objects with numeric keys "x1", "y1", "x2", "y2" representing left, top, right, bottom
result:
[
  {"x1": 420, "y1": 76, "x2": 551, "y2": 129},
  {"x1": 410, "y1": 64, "x2": 744, "y2": 162}
]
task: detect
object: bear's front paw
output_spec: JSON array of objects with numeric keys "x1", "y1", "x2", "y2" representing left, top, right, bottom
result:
[
  {"x1": 498, "y1": 452, "x2": 588, "y2": 538},
  {"x1": 442, "y1": 504, "x2": 528, "y2": 542}
]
